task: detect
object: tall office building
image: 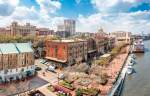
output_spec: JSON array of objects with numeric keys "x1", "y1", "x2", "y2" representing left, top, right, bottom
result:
[
  {"x1": 64, "y1": 19, "x2": 76, "y2": 36},
  {"x1": 57, "y1": 19, "x2": 76, "y2": 38}
]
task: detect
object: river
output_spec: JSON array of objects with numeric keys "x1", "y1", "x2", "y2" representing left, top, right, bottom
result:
[{"x1": 121, "y1": 40, "x2": 150, "y2": 96}]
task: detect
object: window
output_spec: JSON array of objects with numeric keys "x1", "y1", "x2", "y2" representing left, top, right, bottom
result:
[
  {"x1": 63, "y1": 46, "x2": 65, "y2": 50},
  {"x1": 21, "y1": 68, "x2": 24, "y2": 72},
  {"x1": 16, "y1": 68, "x2": 18, "y2": 72},
  {"x1": 54, "y1": 45, "x2": 58, "y2": 57},
  {"x1": 4, "y1": 69, "x2": 8, "y2": 74}
]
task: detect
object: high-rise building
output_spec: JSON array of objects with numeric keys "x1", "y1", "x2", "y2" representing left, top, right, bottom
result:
[
  {"x1": 64, "y1": 19, "x2": 76, "y2": 36},
  {"x1": 57, "y1": 19, "x2": 76, "y2": 38}
]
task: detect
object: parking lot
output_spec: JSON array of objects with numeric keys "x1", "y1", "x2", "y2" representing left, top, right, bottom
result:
[{"x1": 35, "y1": 59, "x2": 63, "y2": 83}]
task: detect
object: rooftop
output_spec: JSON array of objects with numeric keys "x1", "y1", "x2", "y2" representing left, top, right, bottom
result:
[
  {"x1": 0, "y1": 43, "x2": 33, "y2": 54},
  {"x1": 15, "y1": 43, "x2": 33, "y2": 53},
  {"x1": 0, "y1": 43, "x2": 19, "y2": 54}
]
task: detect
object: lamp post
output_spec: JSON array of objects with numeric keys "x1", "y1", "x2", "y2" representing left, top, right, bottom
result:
[{"x1": 57, "y1": 73, "x2": 59, "y2": 84}]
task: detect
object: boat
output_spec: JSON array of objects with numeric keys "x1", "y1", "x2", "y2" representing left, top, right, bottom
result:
[
  {"x1": 128, "y1": 62, "x2": 134, "y2": 66},
  {"x1": 128, "y1": 56, "x2": 136, "y2": 66},
  {"x1": 130, "y1": 58, "x2": 136, "y2": 64},
  {"x1": 127, "y1": 66, "x2": 133, "y2": 75},
  {"x1": 130, "y1": 54, "x2": 136, "y2": 59},
  {"x1": 133, "y1": 39, "x2": 144, "y2": 53}
]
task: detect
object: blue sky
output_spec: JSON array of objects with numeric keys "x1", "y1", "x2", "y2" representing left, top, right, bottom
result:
[{"x1": 0, "y1": 0, "x2": 150, "y2": 34}]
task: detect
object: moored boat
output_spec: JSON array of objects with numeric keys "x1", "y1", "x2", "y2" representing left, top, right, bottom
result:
[
  {"x1": 127, "y1": 66, "x2": 133, "y2": 75},
  {"x1": 133, "y1": 39, "x2": 144, "y2": 53},
  {"x1": 130, "y1": 54, "x2": 136, "y2": 59}
]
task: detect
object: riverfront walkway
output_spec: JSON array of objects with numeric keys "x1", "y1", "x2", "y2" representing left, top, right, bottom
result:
[{"x1": 99, "y1": 46, "x2": 130, "y2": 96}]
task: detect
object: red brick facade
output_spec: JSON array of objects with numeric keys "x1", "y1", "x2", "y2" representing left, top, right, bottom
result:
[
  {"x1": 45, "y1": 40, "x2": 87, "y2": 66},
  {"x1": 45, "y1": 41, "x2": 68, "y2": 62}
]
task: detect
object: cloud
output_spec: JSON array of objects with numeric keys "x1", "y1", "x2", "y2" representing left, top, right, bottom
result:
[
  {"x1": 76, "y1": 11, "x2": 150, "y2": 34},
  {"x1": 12, "y1": 6, "x2": 39, "y2": 20},
  {"x1": 91, "y1": 0, "x2": 119, "y2": 8},
  {"x1": 36, "y1": 0, "x2": 61, "y2": 14},
  {"x1": 123, "y1": 0, "x2": 136, "y2": 3},
  {"x1": 91, "y1": 0, "x2": 119, "y2": 12},
  {"x1": 80, "y1": 0, "x2": 150, "y2": 34},
  {"x1": 91, "y1": 0, "x2": 150, "y2": 13},
  {"x1": 0, "y1": 0, "x2": 150, "y2": 35},
  {"x1": 0, "y1": 0, "x2": 19, "y2": 16},
  {"x1": 0, "y1": 0, "x2": 64, "y2": 30},
  {"x1": 0, "y1": 0, "x2": 19, "y2": 6}
]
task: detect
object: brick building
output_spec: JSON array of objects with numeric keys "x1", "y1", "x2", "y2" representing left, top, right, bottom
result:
[
  {"x1": 45, "y1": 39, "x2": 87, "y2": 67},
  {"x1": 110, "y1": 31, "x2": 131, "y2": 45},
  {"x1": 0, "y1": 27, "x2": 11, "y2": 36},
  {"x1": 95, "y1": 36, "x2": 109, "y2": 56},
  {"x1": 36, "y1": 28, "x2": 54, "y2": 36},
  {"x1": 86, "y1": 38, "x2": 97, "y2": 59},
  {"x1": 10, "y1": 21, "x2": 36, "y2": 36},
  {"x1": 0, "y1": 43, "x2": 35, "y2": 82},
  {"x1": 94, "y1": 28, "x2": 109, "y2": 56}
]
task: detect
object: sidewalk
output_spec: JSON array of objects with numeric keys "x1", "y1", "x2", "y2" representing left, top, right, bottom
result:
[{"x1": 38, "y1": 84, "x2": 57, "y2": 96}]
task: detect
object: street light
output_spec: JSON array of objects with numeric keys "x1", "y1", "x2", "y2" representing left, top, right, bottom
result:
[{"x1": 57, "y1": 73, "x2": 59, "y2": 84}]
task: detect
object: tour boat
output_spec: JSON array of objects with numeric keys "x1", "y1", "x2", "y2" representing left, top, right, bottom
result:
[
  {"x1": 127, "y1": 66, "x2": 133, "y2": 75},
  {"x1": 133, "y1": 39, "x2": 144, "y2": 53}
]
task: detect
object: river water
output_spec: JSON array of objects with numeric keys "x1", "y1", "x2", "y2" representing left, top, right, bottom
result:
[{"x1": 121, "y1": 40, "x2": 150, "y2": 96}]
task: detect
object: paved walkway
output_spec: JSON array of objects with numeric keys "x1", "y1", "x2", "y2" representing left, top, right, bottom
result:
[
  {"x1": 98, "y1": 46, "x2": 130, "y2": 96},
  {"x1": 82, "y1": 46, "x2": 130, "y2": 96}
]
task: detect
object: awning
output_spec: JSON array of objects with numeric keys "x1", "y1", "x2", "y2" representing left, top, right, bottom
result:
[
  {"x1": 100, "y1": 53, "x2": 111, "y2": 58},
  {"x1": 88, "y1": 50, "x2": 96, "y2": 53},
  {"x1": 45, "y1": 57, "x2": 67, "y2": 63}
]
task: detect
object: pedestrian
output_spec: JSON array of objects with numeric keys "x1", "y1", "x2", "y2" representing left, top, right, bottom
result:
[{"x1": 43, "y1": 72, "x2": 45, "y2": 76}]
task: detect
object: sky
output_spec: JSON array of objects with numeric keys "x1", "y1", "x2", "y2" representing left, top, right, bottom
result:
[{"x1": 0, "y1": 0, "x2": 150, "y2": 34}]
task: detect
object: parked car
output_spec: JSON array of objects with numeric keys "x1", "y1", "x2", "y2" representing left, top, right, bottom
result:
[
  {"x1": 44, "y1": 62, "x2": 49, "y2": 65},
  {"x1": 47, "y1": 65, "x2": 56, "y2": 73},
  {"x1": 40, "y1": 59, "x2": 47, "y2": 64},
  {"x1": 35, "y1": 67, "x2": 42, "y2": 71},
  {"x1": 58, "y1": 73, "x2": 65, "y2": 79}
]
